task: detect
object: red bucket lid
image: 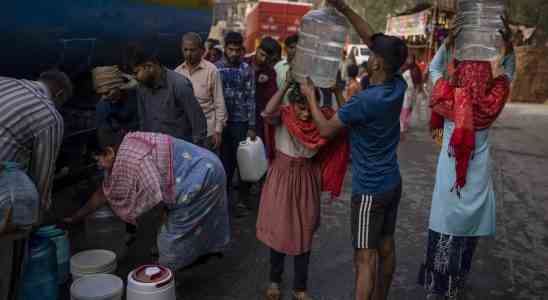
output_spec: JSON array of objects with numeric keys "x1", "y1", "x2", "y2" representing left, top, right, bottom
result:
[{"x1": 131, "y1": 265, "x2": 172, "y2": 284}]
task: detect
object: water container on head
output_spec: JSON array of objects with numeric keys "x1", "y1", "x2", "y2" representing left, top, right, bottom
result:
[
  {"x1": 292, "y1": 4, "x2": 349, "y2": 88},
  {"x1": 454, "y1": 0, "x2": 507, "y2": 61}
]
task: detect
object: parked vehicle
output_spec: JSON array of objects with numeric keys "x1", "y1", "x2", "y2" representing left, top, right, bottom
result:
[
  {"x1": 0, "y1": 0, "x2": 213, "y2": 191},
  {"x1": 346, "y1": 44, "x2": 371, "y2": 66},
  {"x1": 245, "y1": 0, "x2": 312, "y2": 53}
]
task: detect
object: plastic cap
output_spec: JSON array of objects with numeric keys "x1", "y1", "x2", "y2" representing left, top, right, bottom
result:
[{"x1": 145, "y1": 266, "x2": 161, "y2": 277}]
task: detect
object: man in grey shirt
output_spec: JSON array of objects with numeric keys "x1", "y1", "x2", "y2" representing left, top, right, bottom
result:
[{"x1": 127, "y1": 45, "x2": 207, "y2": 145}]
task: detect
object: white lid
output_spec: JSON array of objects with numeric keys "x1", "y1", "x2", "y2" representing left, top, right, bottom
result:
[
  {"x1": 145, "y1": 267, "x2": 162, "y2": 277},
  {"x1": 73, "y1": 261, "x2": 117, "y2": 275},
  {"x1": 71, "y1": 250, "x2": 117, "y2": 274},
  {"x1": 71, "y1": 274, "x2": 123, "y2": 300}
]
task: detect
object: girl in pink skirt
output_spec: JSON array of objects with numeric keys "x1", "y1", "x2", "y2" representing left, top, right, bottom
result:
[{"x1": 257, "y1": 76, "x2": 349, "y2": 300}]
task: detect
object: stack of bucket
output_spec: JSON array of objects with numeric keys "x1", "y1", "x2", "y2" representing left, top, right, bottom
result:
[
  {"x1": 71, "y1": 274, "x2": 124, "y2": 300},
  {"x1": 69, "y1": 205, "x2": 127, "y2": 300},
  {"x1": 69, "y1": 249, "x2": 125, "y2": 300},
  {"x1": 70, "y1": 263, "x2": 177, "y2": 300},
  {"x1": 70, "y1": 249, "x2": 118, "y2": 280}
]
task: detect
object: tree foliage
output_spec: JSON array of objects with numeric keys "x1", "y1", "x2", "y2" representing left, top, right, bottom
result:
[{"x1": 346, "y1": 0, "x2": 547, "y2": 34}]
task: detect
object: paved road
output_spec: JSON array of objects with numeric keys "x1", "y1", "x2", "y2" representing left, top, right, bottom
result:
[{"x1": 56, "y1": 104, "x2": 548, "y2": 300}]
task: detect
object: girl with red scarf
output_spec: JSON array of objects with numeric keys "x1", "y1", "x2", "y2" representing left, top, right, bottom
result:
[
  {"x1": 418, "y1": 18, "x2": 516, "y2": 299},
  {"x1": 257, "y1": 73, "x2": 349, "y2": 300}
]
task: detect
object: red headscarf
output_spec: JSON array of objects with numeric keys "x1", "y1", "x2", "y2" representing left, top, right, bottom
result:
[{"x1": 430, "y1": 61, "x2": 510, "y2": 193}]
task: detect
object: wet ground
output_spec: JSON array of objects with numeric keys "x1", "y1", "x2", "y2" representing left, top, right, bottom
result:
[{"x1": 54, "y1": 103, "x2": 548, "y2": 300}]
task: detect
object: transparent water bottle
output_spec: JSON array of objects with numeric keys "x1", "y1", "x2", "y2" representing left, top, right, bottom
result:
[
  {"x1": 292, "y1": 4, "x2": 349, "y2": 88},
  {"x1": 454, "y1": 0, "x2": 507, "y2": 61}
]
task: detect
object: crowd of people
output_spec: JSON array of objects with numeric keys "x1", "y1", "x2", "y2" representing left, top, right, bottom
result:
[{"x1": 0, "y1": 0, "x2": 517, "y2": 299}]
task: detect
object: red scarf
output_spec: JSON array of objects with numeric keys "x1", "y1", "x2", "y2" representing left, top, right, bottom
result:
[
  {"x1": 265, "y1": 106, "x2": 350, "y2": 198},
  {"x1": 430, "y1": 61, "x2": 510, "y2": 193}
]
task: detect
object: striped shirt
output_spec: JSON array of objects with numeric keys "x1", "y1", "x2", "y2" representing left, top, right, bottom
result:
[{"x1": 0, "y1": 77, "x2": 64, "y2": 208}]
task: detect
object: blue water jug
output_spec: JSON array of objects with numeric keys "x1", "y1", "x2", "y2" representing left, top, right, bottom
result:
[
  {"x1": 17, "y1": 235, "x2": 58, "y2": 300},
  {"x1": 36, "y1": 225, "x2": 71, "y2": 284}
]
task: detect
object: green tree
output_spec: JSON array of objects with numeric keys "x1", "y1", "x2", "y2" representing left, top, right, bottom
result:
[{"x1": 345, "y1": 0, "x2": 547, "y2": 39}]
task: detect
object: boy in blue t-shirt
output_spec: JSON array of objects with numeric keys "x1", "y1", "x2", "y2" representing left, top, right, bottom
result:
[{"x1": 302, "y1": 0, "x2": 408, "y2": 299}]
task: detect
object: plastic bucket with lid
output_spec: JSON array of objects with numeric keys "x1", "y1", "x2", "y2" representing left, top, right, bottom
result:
[
  {"x1": 70, "y1": 249, "x2": 117, "y2": 280},
  {"x1": 36, "y1": 224, "x2": 71, "y2": 284},
  {"x1": 127, "y1": 264, "x2": 176, "y2": 300},
  {"x1": 70, "y1": 274, "x2": 123, "y2": 300}
]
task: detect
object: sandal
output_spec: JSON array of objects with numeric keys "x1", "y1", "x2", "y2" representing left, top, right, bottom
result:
[
  {"x1": 265, "y1": 282, "x2": 281, "y2": 300},
  {"x1": 292, "y1": 290, "x2": 313, "y2": 300}
]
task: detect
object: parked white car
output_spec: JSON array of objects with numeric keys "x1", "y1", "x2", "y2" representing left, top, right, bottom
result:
[{"x1": 347, "y1": 44, "x2": 371, "y2": 66}]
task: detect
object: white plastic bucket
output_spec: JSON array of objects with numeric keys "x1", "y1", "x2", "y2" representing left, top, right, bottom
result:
[
  {"x1": 70, "y1": 249, "x2": 117, "y2": 280},
  {"x1": 70, "y1": 274, "x2": 123, "y2": 300},
  {"x1": 237, "y1": 137, "x2": 268, "y2": 182},
  {"x1": 126, "y1": 265, "x2": 176, "y2": 300}
]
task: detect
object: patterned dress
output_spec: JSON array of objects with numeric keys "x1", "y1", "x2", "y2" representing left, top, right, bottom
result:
[
  {"x1": 418, "y1": 43, "x2": 516, "y2": 299},
  {"x1": 256, "y1": 109, "x2": 321, "y2": 256},
  {"x1": 103, "y1": 132, "x2": 230, "y2": 270},
  {"x1": 158, "y1": 138, "x2": 231, "y2": 270}
]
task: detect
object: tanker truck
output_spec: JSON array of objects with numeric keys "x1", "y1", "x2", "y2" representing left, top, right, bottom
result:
[{"x1": 0, "y1": 0, "x2": 214, "y2": 191}]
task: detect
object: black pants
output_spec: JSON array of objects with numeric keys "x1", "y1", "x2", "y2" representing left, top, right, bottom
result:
[
  {"x1": 220, "y1": 122, "x2": 249, "y2": 208},
  {"x1": 270, "y1": 248, "x2": 311, "y2": 291}
]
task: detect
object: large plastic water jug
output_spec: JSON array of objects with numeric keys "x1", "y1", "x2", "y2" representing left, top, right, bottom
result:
[
  {"x1": 17, "y1": 235, "x2": 58, "y2": 300},
  {"x1": 85, "y1": 205, "x2": 127, "y2": 260},
  {"x1": 36, "y1": 225, "x2": 71, "y2": 284},
  {"x1": 237, "y1": 137, "x2": 268, "y2": 182},
  {"x1": 292, "y1": 4, "x2": 349, "y2": 88},
  {"x1": 454, "y1": 0, "x2": 507, "y2": 61}
]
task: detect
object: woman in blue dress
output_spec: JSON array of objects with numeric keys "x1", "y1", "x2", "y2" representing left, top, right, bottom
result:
[
  {"x1": 65, "y1": 128, "x2": 230, "y2": 270},
  {"x1": 418, "y1": 21, "x2": 516, "y2": 299}
]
